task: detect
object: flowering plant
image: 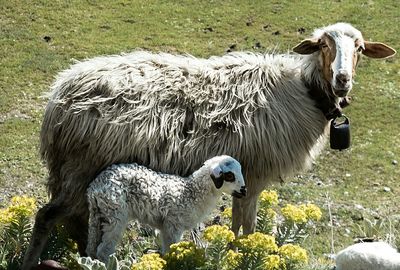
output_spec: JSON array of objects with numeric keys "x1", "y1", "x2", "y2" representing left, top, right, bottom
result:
[
  {"x1": 131, "y1": 253, "x2": 166, "y2": 270},
  {"x1": 163, "y1": 241, "x2": 205, "y2": 270}
]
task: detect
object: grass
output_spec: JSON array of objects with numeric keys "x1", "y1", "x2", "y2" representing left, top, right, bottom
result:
[{"x1": 1, "y1": 0, "x2": 399, "y2": 268}]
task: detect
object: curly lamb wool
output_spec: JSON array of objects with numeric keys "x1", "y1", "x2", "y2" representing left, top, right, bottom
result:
[
  {"x1": 335, "y1": 242, "x2": 400, "y2": 270},
  {"x1": 86, "y1": 155, "x2": 246, "y2": 262}
]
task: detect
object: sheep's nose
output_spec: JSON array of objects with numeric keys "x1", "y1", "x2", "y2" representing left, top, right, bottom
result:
[{"x1": 336, "y1": 71, "x2": 351, "y2": 86}]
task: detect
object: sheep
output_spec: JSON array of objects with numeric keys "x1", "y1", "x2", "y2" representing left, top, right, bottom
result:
[
  {"x1": 85, "y1": 155, "x2": 247, "y2": 262},
  {"x1": 335, "y1": 241, "x2": 400, "y2": 270},
  {"x1": 23, "y1": 22, "x2": 396, "y2": 269}
]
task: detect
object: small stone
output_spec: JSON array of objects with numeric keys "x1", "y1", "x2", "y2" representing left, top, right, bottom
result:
[
  {"x1": 345, "y1": 173, "x2": 351, "y2": 177},
  {"x1": 383, "y1": 186, "x2": 391, "y2": 192},
  {"x1": 354, "y1": 204, "x2": 364, "y2": 210},
  {"x1": 392, "y1": 160, "x2": 398, "y2": 165},
  {"x1": 203, "y1": 27, "x2": 214, "y2": 33}
]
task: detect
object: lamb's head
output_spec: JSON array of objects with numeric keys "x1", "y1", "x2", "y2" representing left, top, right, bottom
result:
[
  {"x1": 293, "y1": 22, "x2": 396, "y2": 97},
  {"x1": 205, "y1": 155, "x2": 247, "y2": 198}
]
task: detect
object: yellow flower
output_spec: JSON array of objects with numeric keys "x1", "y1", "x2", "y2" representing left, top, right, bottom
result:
[
  {"x1": 132, "y1": 253, "x2": 166, "y2": 270},
  {"x1": 235, "y1": 232, "x2": 278, "y2": 254},
  {"x1": 221, "y1": 207, "x2": 232, "y2": 219},
  {"x1": 265, "y1": 208, "x2": 277, "y2": 220},
  {"x1": 300, "y1": 203, "x2": 322, "y2": 221},
  {"x1": 263, "y1": 254, "x2": 280, "y2": 270},
  {"x1": 203, "y1": 225, "x2": 234, "y2": 243},
  {"x1": 221, "y1": 250, "x2": 243, "y2": 270},
  {"x1": 259, "y1": 190, "x2": 279, "y2": 207},
  {"x1": 8, "y1": 196, "x2": 37, "y2": 217},
  {"x1": 0, "y1": 196, "x2": 37, "y2": 224},
  {"x1": 281, "y1": 204, "x2": 307, "y2": 224},
  {"x1": 0, "y1": 208, "x2": 14, "y2": 224},
  {"x1": 164, "y1": 241, "x2": 205, "y2": 270},
  {"x1": 279, "y1": 244, "x2": 308, "y2": 264}
]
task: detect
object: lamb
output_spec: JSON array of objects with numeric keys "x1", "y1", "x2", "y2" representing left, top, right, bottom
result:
[
  {"x1": 335, "y1": 241, "x2": 400, "y2": 270},
  {"x1": 85, "y1": 155, "x2": 247, "y2": 262},
  {"x1": 23, "y1": 22, "x2": 396, "y2": 269}
]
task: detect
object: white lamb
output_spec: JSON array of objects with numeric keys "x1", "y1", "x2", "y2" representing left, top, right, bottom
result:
[
  {"x1": 86, "y1": 155, "x2": 247, "y2": 262},
  {"x1": 335, "y1": 241, "x2": 400, "y2": 270}
]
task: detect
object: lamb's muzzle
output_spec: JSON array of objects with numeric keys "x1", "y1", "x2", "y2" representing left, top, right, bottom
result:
[{"x1": 232, "y1": 186, "x2": 247, "y2": 198}]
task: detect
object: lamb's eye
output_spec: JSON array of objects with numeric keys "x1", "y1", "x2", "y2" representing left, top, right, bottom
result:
[
  {"x1": 224, "y1": 172, "x2": 235, "y2": 182},
  {"x1": 356, "y1": 46, "x2": 363, "y2": 52}
]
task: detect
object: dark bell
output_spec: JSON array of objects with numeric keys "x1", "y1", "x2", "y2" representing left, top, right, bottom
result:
[{"x1": 330, "y1": 115, "x2": 350, "y2": 150}]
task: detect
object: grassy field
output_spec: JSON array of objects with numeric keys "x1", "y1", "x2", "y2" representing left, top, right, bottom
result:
[{"x1": 1, "y1": 0, "x2": 399, "y2": 267}]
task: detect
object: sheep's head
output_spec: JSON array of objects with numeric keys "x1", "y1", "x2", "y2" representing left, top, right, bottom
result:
[
  {"x1": 207, "y1": 155, "x2": 247, "y2": 198},
  {"x1": 293, "y1": 23, "x2": 396, "y2": 97}
]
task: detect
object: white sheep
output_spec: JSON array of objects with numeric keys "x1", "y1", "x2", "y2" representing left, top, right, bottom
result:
[
  {"x1": 23, "y1": 23, "x2": 396, "y2": 269},
  {"x1": 85, "y1": 155, "x2": 246, "y2": 262},
  {"x1": 335, "y1": 241, "x2": 400, "y2": 270}
]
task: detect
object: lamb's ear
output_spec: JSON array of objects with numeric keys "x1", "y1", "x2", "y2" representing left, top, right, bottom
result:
[
  {"x1": 210, "y1": 166, "x2": 224, "y2": 189},
  {"x1": 293, "y1": 38, "x2": 321, "y2": 55},
  {"x1": 362, "y1": 41, "x2": 396, "y2": 59}
]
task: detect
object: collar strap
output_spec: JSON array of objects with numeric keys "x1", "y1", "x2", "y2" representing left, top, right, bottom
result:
[{"x1": 306, "y1": 82, "x2": 349, "y2": 120}]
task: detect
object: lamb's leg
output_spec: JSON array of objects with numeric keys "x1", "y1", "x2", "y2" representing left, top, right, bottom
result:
[
  {"x1": 86, "y1": 198, "x2": 103, "y2": 258},
  {"x1": 96, "y1": 209, "x2": 129, "y2": 263},
  {"x1": 22, "y1": 200, "x2": 69, "y2": 270},
  {"x1": 160, "y1": 226, "x2": 183, "y2": 254}
]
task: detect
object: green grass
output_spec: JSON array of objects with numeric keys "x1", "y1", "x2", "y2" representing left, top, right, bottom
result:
[{"x1": 1, "y1": 0, "x2": 399, "y2": 268}]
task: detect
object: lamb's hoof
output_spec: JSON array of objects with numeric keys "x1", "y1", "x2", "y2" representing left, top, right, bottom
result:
[{"x1": 32, "y1": 260, "x2": 68, "y2": 270}]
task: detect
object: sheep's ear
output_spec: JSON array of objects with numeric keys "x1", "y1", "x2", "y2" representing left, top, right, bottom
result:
[
  {"x1": 293, "y1": 38, "x2": 321, "y2": 55},
  {"x1": 362, "y1": 41, "x2": 396, "y2": 59},
  {"x1": 210, "y1": 166, "x2": 224, "y2": 189}
]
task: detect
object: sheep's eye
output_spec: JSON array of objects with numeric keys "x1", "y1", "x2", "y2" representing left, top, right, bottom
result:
[
  {"x1": 356, "y1": 46, "x2": 363, "y2": 52},
  {"x1": 321, "y1": 44, "x2": 328, "y2": 49},
  {"x1": 224, "y1": 172, "x2": 235, "y2": 182}
]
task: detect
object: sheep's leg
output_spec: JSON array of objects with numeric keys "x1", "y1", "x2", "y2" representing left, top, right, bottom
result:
[
  {"x1": 232, "y1": 186, "x2": 264, "y2": 236},
  {"x1": 96, "y1": 210, "x2": 129, "y2": 263},
  {"x1": 64, "y1": 212, "x2": 89, "y2": 256},
  {"x1": 22, "y1": 201, "x2": 69, "y2": 270},
  {"x1": 241, "y1": 195, "x2": 259, "y2": 235},
  {"x1": 231, "y1": 197, "x2": 243, "y2": 237}
]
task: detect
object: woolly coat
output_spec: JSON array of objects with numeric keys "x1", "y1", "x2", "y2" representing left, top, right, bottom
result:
[
  {"x1": 42, "y1": 51, "x2": 327, "y2": 216},
  {"x1": 86, "y1": 155, "x2": 245, "y2": 259}
]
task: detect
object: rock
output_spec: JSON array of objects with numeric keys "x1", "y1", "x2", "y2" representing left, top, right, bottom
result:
[
  {"x1": 392, "y1": 160, "x2": 398, "y2": 165},
  {"x1": 263, "y1": 24, "x2": 271, "y2": 30},
  {"x1": 354, "y1": 204, "x2": 364, "y2": 210},
  {"x1": 203, "y1": 27, "x2": 214, "y2": 33},
  {"x1": 43, "y1": 36, "x2": 51, "y2": 42},
  {"x1": 226, "y1": 44, "x2": 237, "y2": 53},
  {"x1": 297, "y1": 27, "x2": 306, "y2": 34},
  {"x1": 383, "y1": 186, "x2": 391, "y2": 192}
]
